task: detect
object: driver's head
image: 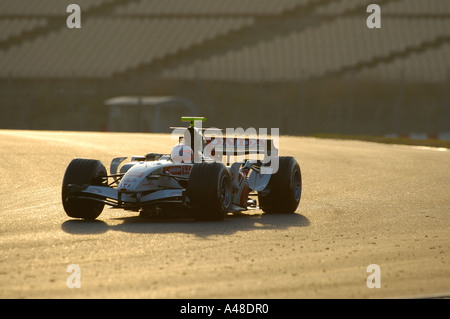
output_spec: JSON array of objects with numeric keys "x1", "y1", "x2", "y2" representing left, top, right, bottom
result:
[{"x1": 171, "y1": 144, "x2": 194, "y2": 164}]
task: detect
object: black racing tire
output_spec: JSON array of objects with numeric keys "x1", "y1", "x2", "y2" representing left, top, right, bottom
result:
[
  {"x1": 187, "y1": 162, "x2": 232, "y2": 220},
  {"x1": 258, "y1": 156, "x2": 302, "y2": 214},
  {"x1": 62, "y1": 158, "x2": 107, "y2": 220}
]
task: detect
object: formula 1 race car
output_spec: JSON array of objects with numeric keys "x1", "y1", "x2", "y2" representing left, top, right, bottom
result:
[{"x1": 61, "y1": 117, "x2": 302, "y2": 220}]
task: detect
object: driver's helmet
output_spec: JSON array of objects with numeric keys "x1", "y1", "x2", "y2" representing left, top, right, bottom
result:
[{"x1": 171, "y1": 144, "x2": 194, "y2": 164}]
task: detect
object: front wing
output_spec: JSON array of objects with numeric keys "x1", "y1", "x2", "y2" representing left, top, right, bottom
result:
[{"x1": 67, "y1": 184, "x2": 185, "y2": 210}]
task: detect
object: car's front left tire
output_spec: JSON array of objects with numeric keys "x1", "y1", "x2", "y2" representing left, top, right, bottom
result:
[
  {"x1": 187, "y1": 162, "x2": 232, "y2": 220},
  {"x1": 258, "y1": 156, "x2": 302, "y2": 214}
]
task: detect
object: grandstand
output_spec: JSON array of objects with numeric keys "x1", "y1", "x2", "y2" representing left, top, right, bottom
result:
[
  {"x1": 0, "y1": 17, "x2": 254, "y2": 78},
  {"x1": 0, "y1": 0, "x2": 449, "y2": 135},
  {"x1": 161, "y1": 17, "x2": 450, "y2": 82}
]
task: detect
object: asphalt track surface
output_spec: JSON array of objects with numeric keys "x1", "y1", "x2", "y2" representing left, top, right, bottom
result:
[{"x1": 0, "y1": 130, "x2": 449, "y2": 299}]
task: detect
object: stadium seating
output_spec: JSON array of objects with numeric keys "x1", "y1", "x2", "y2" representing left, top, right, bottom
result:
[
  {"x1": 0, "y1": 18, "x2": 47, "y2": 41},
  {"x1": 161, "y1": 17, "x2": 450, "y2": 82},
  {"x1": 0, "y1": 0, "x2": 114, "y2": 16},
  {"x1": 0, "y1": 0, "x2": 449, "y2": 81},
  {"x1": 359, "y1": 42, "x2": 450, "y2": 83},
  {"x1": 0, "y1": 17, "x2": 254, "y2": 78},
  {"x1": 116, "y1": 0, "x2": 317, "y2": 16},
  {"x1": 0, "y1": 0, "x2": 448, "y2": 134}
]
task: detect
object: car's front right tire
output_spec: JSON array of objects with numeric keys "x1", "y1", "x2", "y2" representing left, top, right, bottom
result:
[{"x1": 62, "y1": 158, "x2": 107, "y2": 220}]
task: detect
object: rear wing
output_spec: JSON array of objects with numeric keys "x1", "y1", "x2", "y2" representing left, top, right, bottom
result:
[
  {"x1": 205, "y1": 136, "x2": 278, "y2": 164},
  {"x1": 171, "y1": 117, "x2": 279, "y2": 167}
]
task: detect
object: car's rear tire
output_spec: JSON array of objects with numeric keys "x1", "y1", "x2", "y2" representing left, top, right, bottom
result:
[
  {"x1": 62, "y1": 158, "x2": 107, "y2": 220},
  {"x1": 188, "y1": 162, "x2": 232, "y2": 220},
  {"x1": 258, "y1": 156, "x2": 302, "y2": 214}
]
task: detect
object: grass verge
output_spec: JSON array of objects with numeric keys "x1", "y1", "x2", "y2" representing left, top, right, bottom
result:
[{"x1": 310, "y1": 134, "x2": 450, "y2": 149}]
